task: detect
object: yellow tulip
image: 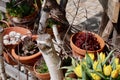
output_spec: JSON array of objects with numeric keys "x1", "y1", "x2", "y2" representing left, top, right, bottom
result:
[
  {"x1": 93, "y1": 61, "x2": 99, "y2": 70},
  {"x1": 88, "y1": 53, "x2": 95, "y2": 60},
  {"x1": 99, "y1": 52, "x2": 105, "y2": 62},
  {"x1": 91, "y1": 73, "x2": 101, "y2": 80},
  {"x1": 81, "y1": 61, "x2": 87, "y2": 66},
  {"x1": 74, "y1": 65, "x2": 82, "y2": 77},
  {"x1": 111, "y1": 70, "x2": 119, "y2": 78},
  {"x1": 103, "y1": 65, "x2": 112, "y2": 76},
  {"x1": 116, "y1": 65, "x2": 120, "y2": 73},
  {"x1": 114, "y1": 58, "x2": 119, "y2": 65}
]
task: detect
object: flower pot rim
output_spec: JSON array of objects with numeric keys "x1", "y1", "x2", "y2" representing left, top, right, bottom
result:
[
  {"x1": 11, "y1": 35, "x2": 41, "y2": 61},
  {"x1": 3, "y1": 27, "x2": 32, "y2": 46},
  {"x1": 3, "y1": 27, "x2": 32, "y2": 35},
  {"x1": 70, "y1": 31, "x2": 105, "y2": 56}
]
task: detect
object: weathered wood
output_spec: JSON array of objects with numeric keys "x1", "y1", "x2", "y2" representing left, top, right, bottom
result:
[
  {"x1": 112, "y1": 23, "x2": 120, "y2": 48},
  {"x1": 98, "y1": 11, "x2": 109, "y2": 36},
  {"x1": 1, "y1": 0, "x2": 10, "y2": 2},
  {"x1": 0, "y1": 1, "x2": 6, "y2": 13},
  {"x1": 107, "y1": 0, "x2": 119, "y2": 23},
  {"x1": 4, "y1": 62, "x2": 34, "y2": 80},
  {"x1": 102, "y1": 20, "x2": 113, "y2": 41},
  {"x1": 0, "y1": 27, "x2": 7, "y2": 80},
  {"x1": 98, "y1": 0, "x2": 119, "y2": 23},
  {"x1": 98, "y1": 0, "x2": 108, "y2": 9}
]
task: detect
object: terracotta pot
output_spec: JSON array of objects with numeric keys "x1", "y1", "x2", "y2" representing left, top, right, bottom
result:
[
  {"x1": 3, "y1": 26, "x2": 31, "y2": 65},
  {"x1": 0, "y1": 20, "x2": 10, "y2": 28},
  {"x1": 3, "y1": 26, "x2": 32, "y2": 46},
  {"x1": 3, "y1": 51, "x2": 17, "y2": 65},
  {"x1": 6, "y1": 4, "x2": 38, "y2": 25},
  {"x1": 11, "y1": 35, "x2": 42, "y2": 66},
  {"x1": 70, "y1": 31, "x2": 105, "y2": 59},
  {"x1": 33, "y1": 56, "x2": 50, "y2": 80}
]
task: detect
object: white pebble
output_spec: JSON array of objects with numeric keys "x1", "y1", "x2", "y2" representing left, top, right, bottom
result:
[
  {"x1": 3, "y1": 40, "x2": 9, "y2": 45},
  {"x1": 3, "y1": 35, "x2": 9, "y2": 40},
  {"x1": 16, "y1": 33, "x2": 21, "y2": 36},
  {"x1": 10, "y1": 40, "x2": 16, "y2": 45},
  {"x1": 15, "y1": 35, "x2": 21, "y2": 39},
  {"x1": 10, "y1": 37, "x2": 16, "y2": 41},
  {"x1": 15, "y1": 38, "x2": 20, "y2": 42},
  {"x1": 9, "y1": 31, "x2": 16, "y2": 37}
]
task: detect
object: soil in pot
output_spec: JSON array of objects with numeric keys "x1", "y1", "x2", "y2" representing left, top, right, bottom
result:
[
  {"x1": 34, "y1": 56, "x2": 50, "y2": 80},
  {"x1": 73, "y1": 31, "x2": 100, "y2": 51},
  {"x1": 70, "y1": 31, "x2": 105, "y2": 58}
]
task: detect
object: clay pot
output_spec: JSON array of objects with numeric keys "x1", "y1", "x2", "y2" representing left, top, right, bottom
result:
[
  {"x1": 70, "y1": 31, "x2": 105, "y2": 59},
  {"x1": 33, "y1": 56, "x2": 50, "y2": 80},
  {"x1": 11, "y1": 35, "x2": 42, "y2": 66},
  {"x1": 3, "y1": 26, "x2": 32, "y2": 65},
  {"x1": 0, "y1": 20, "x2": 10, "y2": 28},
  {"x1": 3, "y1": 51, "x2": 17, "y2": 65},
  {"x1": 6, "y1": 4, "x2": 38, "y2": 25}
]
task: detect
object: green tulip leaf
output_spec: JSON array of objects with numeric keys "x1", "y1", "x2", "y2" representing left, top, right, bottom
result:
[
  {"x1": 102, "y1": 50, "x2": 115, "y2": 66},
  {"x1": 85, "y1": 53, "x2": 93, "y2": 69}
]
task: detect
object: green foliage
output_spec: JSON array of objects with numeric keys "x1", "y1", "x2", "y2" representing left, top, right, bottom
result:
[
  {"x1": 36, "y1": 59, "x2": 49, "y2": 73},
  {"x1": 46, "y1": 18, "x2": 61, "y2": 28},
  {"x1": 6, "y1": 0, "x2": 35, "y2": 18}
]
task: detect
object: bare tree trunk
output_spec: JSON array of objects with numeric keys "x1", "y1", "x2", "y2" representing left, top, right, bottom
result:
[
  {"x1": 37, "y1": 0, "x2": 50, "y2": 34},
  {"x1": 37, "y1": 34, "x2": 64, "y2": 80},
  {"x1": 0, "y1": 27, "x2": 7, "y2": 80}
]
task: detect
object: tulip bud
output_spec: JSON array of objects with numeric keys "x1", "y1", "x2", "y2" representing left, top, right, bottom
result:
[
  {"x1": 114, "y1": 58, "x2": 119, "y2": 65},
  {"x1": 91, "y1": 73, "x2": 101, "y2": 80},
  {"x1": 74, "y1": 65, "x2": 82, "y2": 77},
  {"x1": 100, "y1": 52, "x2": 105, "y2": 62},
  {"x1": 93, "y1": 61, "x2": 99, "y2": 70},
  {"x1": 103, "y1": 65, "x2": 112, "y2": 76},
  {"x1": 88, "y1": 53, "x2": 95, "y2": 60},
  {"x1": 111, "y1": 70, "x2": 119, "y2": 78},
  {"x1": 116, "y1": 65, "x2": 120, "y2": 73}
]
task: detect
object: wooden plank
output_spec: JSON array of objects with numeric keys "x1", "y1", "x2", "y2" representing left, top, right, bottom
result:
[
  {"x1": 1, "y1": 0, "x2": 10, "y2": 2},
  {"x1": 0, "y1": 1, "x2": 6, "y2": 13},
  {"x1": 98, "y1": 0, "x2": 108, "y2": 10},
  {"x1": 4, "y1": 62, "x2": 34, "y2": 80},
  {"x1": 102, "y1": 20, "x2": 113, "y2": 41},
  {"x1": 107, "y1": 0, "x2": 119, "y2": 23}
]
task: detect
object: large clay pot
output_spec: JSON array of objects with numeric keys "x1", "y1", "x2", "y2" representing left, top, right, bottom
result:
[
  {"x1": 3, "y1": 26, "x2": 32, "y2": 65},
  {"x1": 70, "y1": 31, "x2": 105, "y2": 59},
  {"x1": 33, "y1": 56, "x2": 50, "y2": 80},
  {"x1": 11, "y1": 35, "x2": 42, "y2": 66}
]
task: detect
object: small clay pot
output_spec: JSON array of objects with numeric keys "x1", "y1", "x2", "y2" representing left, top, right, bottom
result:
[
  {"x1": 70, "y1": 31, "x2": 105, "y2": 59},
  {"x1": 11, "y1": 35, "x2": 42, "y2": 66},
  {"x1": 33, "y1": 56, "x2": 50, "y2": 80}
]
